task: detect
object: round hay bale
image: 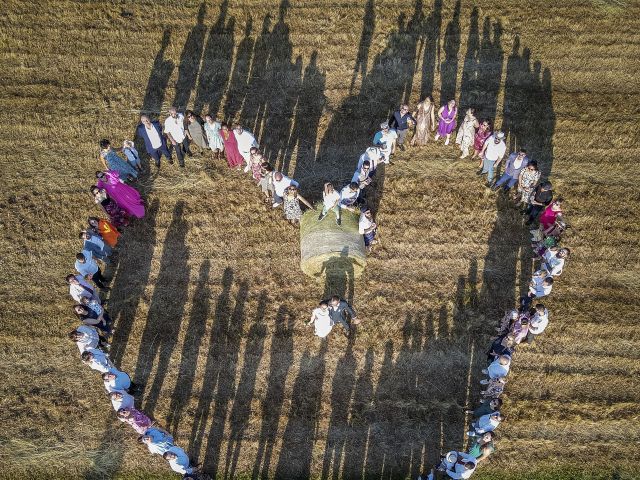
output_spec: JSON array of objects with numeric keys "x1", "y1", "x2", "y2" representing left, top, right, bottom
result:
[{"x1": 300, "y1": 203, "x2": 366, "y2": 279}]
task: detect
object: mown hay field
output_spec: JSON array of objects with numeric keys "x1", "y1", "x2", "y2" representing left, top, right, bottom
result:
[{"x1": 1, "y1": 0, "x2": 639, "y2": 478}]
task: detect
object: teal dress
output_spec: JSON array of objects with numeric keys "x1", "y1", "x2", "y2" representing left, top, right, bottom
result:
[
  {"x1": 468, "y1": 439, "x2": 495, "y2": 459},
  {"x1": 102, "y1": 149, "x2": 138, "y2": 179}
]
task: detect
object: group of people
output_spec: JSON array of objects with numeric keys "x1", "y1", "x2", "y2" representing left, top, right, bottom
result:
[
  {"x1": 65, "y1": 143, "x2": 201, "y2": 477},
  {"x1": 63, "y1": 90, "x2": 571, "y2": 478}
]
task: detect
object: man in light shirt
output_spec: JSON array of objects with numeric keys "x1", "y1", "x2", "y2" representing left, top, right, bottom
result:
[
  {"x1": 79, "y1": 230, "x2": 112, "y2": 263},
  {"x1": 359, "y1": 207, "x2": 378, "y2": 253},
  {"x1": 468, "y1": 411, "x2": 504, "y2": 435},
  {"x1": 438, "y1": 451, "x2": 478, "y2": 479},
  {"x1": 109, "y1": 390, "x2": 134, "y2": 412},
  {"x1": 356, "y1": 146, "x2": 383, "y2": 172},
  {"x1": 529, "y1": 273, "x2": 554, "y2": 298},
  {"x1": 139, "y1": 428, "x2": 174, "y2": 455},
  {"x1": 339, "y1": 182, "x2": 360, "y2": 211},
  {"x1": 81, "y1": 348, "x2": 113, "y2": 373},
  {"x1": 68, "y1": 325, "x2": 102, "y2": 353},
  {"x1": 373, "y1": 123, "x2": 398, "y2": 163},
  {"x1": 541, "y1": 247, "x2": 569, "y2": 277},
  {"x1": 163, "y1": 446, "x2": 195, "y2": 475},
  {"x1": 66, "y1": 273, "x2": 100, "y2": 303},
  {"x1": 75, "y1": 250, "x2": 108, "y2": 290},
  {"x1": 233, "y1": 124, "x2": 258, "y2": 172},
  {"x1": 527, "y1": 304, "x2": 549, "y2": 343},
  {"x1": 136, "y1": 114, "x2": 171, "y2": 168},
  {"x1": 483, "y1": 354, "x2": 511, "y2": 379},
  {"x1": 271, "y1": 172, "x2": 299, "y2": 207},
  {"x1": 478, "y1": 131, "x2": 507, "y2": 186},
  {"x1": 102, "y1": 369, "x2": 132, "y2": 393},
  {"x1": 163, "y1": 107, "x2": 190, "y2": 167},
  {"x1": 352, "y1": 159, "x2": 374, "y2": 189}
]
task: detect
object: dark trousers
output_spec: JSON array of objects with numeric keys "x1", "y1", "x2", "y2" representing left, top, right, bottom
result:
[
  {"x1": 172, "y1": 139, "x2": 190, "y2": 167},
  {"x1": 332, "y1": 315, "x2": 351, "y2": 332},
  {"x1": 91, "y1": 268, "x2": 108, "y2": 289},
  {"x1": 148, "y1": 144, "x2": 172, "y2": 167},
  {"x1": 526, "y1": 204, "x2": 544, "y2": 223}
]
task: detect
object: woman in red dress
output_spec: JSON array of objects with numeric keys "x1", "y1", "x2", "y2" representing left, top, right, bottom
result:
[
  {"x1": 219, "y1": 122, "x2": 244, "y2": 169},
  {"x1": 472, "y1": 119, "x2": 492, "y2": 160}
]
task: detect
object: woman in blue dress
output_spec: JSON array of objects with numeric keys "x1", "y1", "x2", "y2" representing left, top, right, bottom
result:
[{"x1": 99, "y1": 139, "x2": 138, "y2": 181}]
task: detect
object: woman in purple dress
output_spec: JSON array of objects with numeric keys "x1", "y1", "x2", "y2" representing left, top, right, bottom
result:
[
  {"x1": 435, "y1": 99, "x2": 458, "y2": 145},
  {"x1": 96, "y1": 170, "x2": 145, "y2": 218}
]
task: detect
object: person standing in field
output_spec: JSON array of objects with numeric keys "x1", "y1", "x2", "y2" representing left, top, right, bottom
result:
[
  {"x1": 388, "y1": 104, "x2": 416, "y2": 151},
  {"x1": 516, "y1": 160, "x2": 541, "y2": 205},
  {"x1": 477, "y1": 131, "x2": 507, "y2": 186},
  {"x1": 99, "y1": 139, "x2": 138, "y2": 181},
  {"x1": 66, "y1": 273, "x2": 100, "y2": 304},
  {"x1": 455, "y1": 108, "x2": 479, "y2": 158},
  {"x1": 472, "y1": 119, "x2": 492, "y2": 160},
  {"x1": 122, "y1": 140, "x2": 142, "y2": 172},
  {"x1": 283, "y1": 185, "x2": 313, "y2": 226},
  {"x1": 163, "y1": 107, "x2": 190, "y2": 167},
  {"x1": 87, "y1": 217, "x2": 120, "y2": 248},
  {"x1": 96, "y1": 171, "x2": 145, "y2": 219},
  {"x1": 163, "y1": 447, "x2": 196, "y2": 476},
  {"x1": 79, "y1": 230, "x2": 112, "y2": 263},
  {"x1": 185, "y1": 110, "x2": 208, "y2": 155},
  {"x1": 234, "y1": 124, "x2": 259, "y2": 173},
  {"x1": 204, "y1": 114, "x2": 224, "y2": 160},
  {"x1": 136, "y1": 115, "x2": 172, "y2": 168},
  {"x1": 327, "y1": 295, "x2": 359, "y2": 336},
  {"x1": 219, "y1": 122, "x2": 244, "y2": 169},
  {"x1": 540, "y1": 246, "x2": 569, "y2": 277},
  {"x1": 492, "y1": 148, "x2": 529, "y2": 192},
  {"x1": 411, "y1": 96, "x2": 436, "y2": 146},
  {"x1": 308, "y1": 300, "x2": 333, "y2": 338},
  {"x1": 90, "y1": 186, "x2": 130, "y2": 228},
  {"x1": 435, "y1": 99, "x2": 457, "y2": 145},
  {"x1": 75, "y1": 250, "x2": 109, "y2": 290},
  {"x1": 525, "y1": 181, "x2": 553, "y2": 225},
  {"x1": 271, "y1": 171, "x2": 299, "y2": 208},
  {"x1": 318, "y1": 182, "x2": 341, "y2": 225},
  {"x1": 339, "y1": 182, "x2": 361, "y2": 212},
  {"x1": 373, "y1": 123, "x2": 398, "y2": 163},
  {"x1": 526, "y1": 304, "x2": 549, "y2": 343},
  {"x1": 359, "y1": 207, "x2": 378, "y2": 253}
]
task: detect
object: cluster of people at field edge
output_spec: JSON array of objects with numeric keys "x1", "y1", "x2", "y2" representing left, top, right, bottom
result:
[{"x1": 68, "y1": 94, "x2": 570, "y2": 478}]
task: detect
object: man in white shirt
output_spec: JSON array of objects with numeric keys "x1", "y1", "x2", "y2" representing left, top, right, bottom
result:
[
  {"x1": 542, "y1": 247, "x2": 569, "y2": 277},
  {"x1": 483, "y1": 354, "x2": 511, "y2": 379},
  {"x1": 437, "y1": 451, "x2": 478, "y2": 479},
  {"x1": 66, "y1": 273, "x2": 100, "y2": 303},
  {"x1": 359, "y1": 207, "x2": 378, "y2": 253},
  {"x1": 233, "y1": 124, "x2": 258, "y2": 172},
  {"x1": 68, "y1": 325, "x2": 101, "y2": 353},
  {"x1": 339, "y1": 182, "x2": 360, "y2": 211},
  {"x1": 478, "y1": 131, "x2": 507, "y2": 186},
  {"x1": 271, "y1": 172, "x2": 299, "y2": 207},
  {"x1": 102, "y1": 369, "x2": 132, "y2": 393},
  {"x1": 352, "y1": 159, "x2": 374, "y2": 189},
  {"x1": 527, "y1": 304, "x2": 549, "y2": 343},
  {"x1": 137, "y1": 115, "x2": 171, "y2": 168},
  {"x1": 163, "y1": 107, "x2": 190, "y2": 167},
  {"x1": 356, "y1": 146, "x2": 383, "y2": 172},
  {"x1": 529, "y1": 273, "x2": 554, "y2": 298}
]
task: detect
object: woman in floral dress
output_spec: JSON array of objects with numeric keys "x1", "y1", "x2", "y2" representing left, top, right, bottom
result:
[
  {"x1": 516, "y1": 160, "x2": 541, "y2": 205},
  {"x1": 204, "y1": 114, "x2": 224, "y2": 160}
]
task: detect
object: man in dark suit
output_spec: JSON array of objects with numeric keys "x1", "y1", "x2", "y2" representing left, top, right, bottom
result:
[
  {"x1": 136, "y1": 114, "x2": 172, "y2": 168},
  {"x1": 326, "y1": 295, "x2": 359, "y2": 336}
]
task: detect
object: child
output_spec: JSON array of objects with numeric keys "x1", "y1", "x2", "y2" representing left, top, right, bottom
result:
[{"x1": 122, "y1": 140, "x2": 142, "y2": 172}]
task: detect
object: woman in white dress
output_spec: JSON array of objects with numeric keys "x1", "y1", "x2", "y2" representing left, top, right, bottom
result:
[
  {"x1": 204, "y1": 114, "x2": 224, "y2": 160},
  {"x1": 455, "y1": 108, "x2": 479, "y2": 159},
  {"x1": 308, "y1": 301, "x2": 333, "y2": 338}
]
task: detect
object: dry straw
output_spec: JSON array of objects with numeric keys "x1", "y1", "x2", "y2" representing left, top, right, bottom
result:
[{"x1": 299, "y1": 203, "x2": 366, "y2": 279}]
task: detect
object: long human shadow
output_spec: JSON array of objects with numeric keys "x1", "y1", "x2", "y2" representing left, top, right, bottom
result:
[
  {"x1": 173, "y1": 3, "x2": 207, "y2": 109},
  {"x1": 252, "y1": 306, "x2": 296, "y2": 480},
  {"x1": 420, "y1": 0, "x2": 443, "y2": 99},
  {"x1": 316, "y1": 0, "x2": 424, "y2": 204},
  {"x1": 166, "y1": 260, "x2": 211, "y2": 435},
  {"x1": 132, "y1": 201, "x2": 189, "y2": 416},
  {"x1": 349, "y1": 0, "x2": 375, "y2": 93},
  {"x1": 223, "y1": 291, "x2": 268, "y2": 479},
  {"x1": 193, "y1": 0, "x2": 234, "y2": 115},
  {"x1": 319, "y1": 246, "x2": 355, "y2": 304},
  {"x1": 189, "y1": 267, "x2": 234, "y2": 457},
  {"x1": 222, "y1": 16, "x2": 253, "y2": 120},
  {"x1": 439, "y1": 0, "x2": 461, "y2": 103},
  {"x1": 273, "y1": 342, "x2": 328, "y2": 480}
]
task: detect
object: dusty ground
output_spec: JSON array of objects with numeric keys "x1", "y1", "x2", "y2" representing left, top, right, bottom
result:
[{"x1": 0, "y1": 0, "x2": 639, "y2": 478}]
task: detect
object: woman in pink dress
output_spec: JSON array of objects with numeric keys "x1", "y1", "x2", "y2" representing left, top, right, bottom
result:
[
  {"x1": 219, "y1": 122, "x2": 243, "y2": 169},
  {"x1": 435, "y1": 99, "x2": 457, "y2": 145},
  {"x1": 473, "y1": 120, "x2": 492, "y2": 160},
  {"x1": 96, "y1": 170, "x2": 145, "y2": 218},
  {"x1": 538, "y1": 198, "x2": 563, "y2": 230}
]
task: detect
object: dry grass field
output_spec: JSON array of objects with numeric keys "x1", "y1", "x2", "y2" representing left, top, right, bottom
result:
[{"x1": 1, "y1": 0, "x2": 639, "y2": 478}]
